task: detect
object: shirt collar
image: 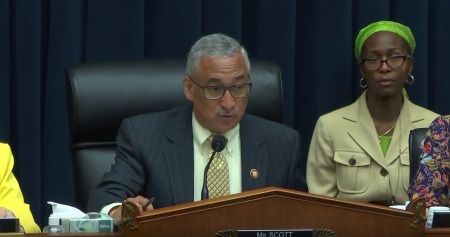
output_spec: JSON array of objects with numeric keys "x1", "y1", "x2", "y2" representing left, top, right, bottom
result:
[{"x1": 192, "y1": 112, "x2": 239, "y2": 154}]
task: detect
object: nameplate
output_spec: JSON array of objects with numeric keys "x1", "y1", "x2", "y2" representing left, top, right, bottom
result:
[
  {"x1": 214, "y1": 229, "x2": 336, "y2": 237},
  {"x1": 0, "y1": 218, "x2": 19, "y2": 233}
]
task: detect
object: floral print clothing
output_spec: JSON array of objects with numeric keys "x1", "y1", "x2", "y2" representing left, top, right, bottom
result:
[{"x1": 408, "y1": 115, "x2": 450, "y2": 207}]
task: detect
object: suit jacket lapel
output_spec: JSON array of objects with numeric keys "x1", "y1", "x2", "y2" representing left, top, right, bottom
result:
[
  {"x1": 240, "y1": 115, "x2": 268, "y2": 191},
  {"x1": 384, "y1": 98, "x2": 422, "y2": 165},
  {"x1": 345, "y1": 91, "x2": 387, "y2": 168},
  {"x1": 162, "y1": 106, "x2": 194, "y2": 204},
  {"x1": 345, "y1": 93, "x2": 426, "y2": 167}
]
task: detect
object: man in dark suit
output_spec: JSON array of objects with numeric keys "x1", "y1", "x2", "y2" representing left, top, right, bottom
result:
[{"x1": 87, "y1": 33, "x2": 307, "y2": 225}]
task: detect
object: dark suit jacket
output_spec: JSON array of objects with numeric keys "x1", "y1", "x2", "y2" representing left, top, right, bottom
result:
[{"x1": 87, "y1": 106, "x2": 307, "y2": 211}]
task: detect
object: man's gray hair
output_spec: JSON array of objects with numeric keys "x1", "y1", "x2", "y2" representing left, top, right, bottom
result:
[{"x1": 186, "y1": 33, "x2": 250, "y2": 77}]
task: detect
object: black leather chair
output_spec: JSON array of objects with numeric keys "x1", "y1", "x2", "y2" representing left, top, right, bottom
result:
[
  {"x1": 66, "y1": 58, "x2": 284, "y2": 211},
  {"x1": 408, "y1": 127, "x2": 429, "y2": 183}
]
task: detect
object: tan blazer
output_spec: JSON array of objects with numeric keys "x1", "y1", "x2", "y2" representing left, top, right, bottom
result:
[{"x1": 306, "y1": 90, "x2": 439, "y2": 204}]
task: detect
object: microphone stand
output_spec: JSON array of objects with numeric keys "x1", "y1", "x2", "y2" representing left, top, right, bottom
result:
[
  {"x1": 201, "y1": 135, "x2": 227, "y2": 200},
  {"x1": 201, "y1": 150, "x2": 218, "y2": 200}
]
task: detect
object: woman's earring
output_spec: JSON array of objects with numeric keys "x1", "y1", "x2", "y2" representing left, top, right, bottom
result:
[
  {"x1": 360, "y1": 78, "x2": 368, "y2": 88},
  {"x1": 406, "y1": 74, "x2": 415, "y2": 84}
]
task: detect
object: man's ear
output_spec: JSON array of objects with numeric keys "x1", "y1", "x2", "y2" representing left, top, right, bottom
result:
[{"x1": 183, "y1": 76, "x2": 193, "y2": 101}]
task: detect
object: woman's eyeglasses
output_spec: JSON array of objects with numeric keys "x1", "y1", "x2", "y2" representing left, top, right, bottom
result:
[{"x1": 361, "y1": 55, "x2": 412, "y2": 71}]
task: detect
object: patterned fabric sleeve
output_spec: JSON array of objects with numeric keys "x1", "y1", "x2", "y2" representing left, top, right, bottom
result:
[{"x1": 408, "y1": 115, "x2": 450, "y2": 207}]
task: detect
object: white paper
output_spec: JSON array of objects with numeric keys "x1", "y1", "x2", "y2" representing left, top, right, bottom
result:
[{"x1": 47, "y1": 201, "x2": 88, "y2": 219}]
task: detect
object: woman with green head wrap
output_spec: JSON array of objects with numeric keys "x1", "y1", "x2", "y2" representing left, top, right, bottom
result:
[{"x1": 307, "y1": 20, "x2": 439, "y2": 206}]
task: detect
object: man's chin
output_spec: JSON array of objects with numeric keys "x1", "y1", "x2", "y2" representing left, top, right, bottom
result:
[{"x1": 213, "y1": 123, "x2": 238, "y2": 134}]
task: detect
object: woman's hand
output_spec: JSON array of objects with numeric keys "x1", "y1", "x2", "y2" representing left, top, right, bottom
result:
[{"x1": 0, "y1": 207, "x2": 25, "y2": 232}]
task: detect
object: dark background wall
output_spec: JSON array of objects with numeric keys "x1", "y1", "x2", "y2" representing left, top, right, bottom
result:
[{"x1": 1, "y1": 0, "x2": 449, "y2": 228}]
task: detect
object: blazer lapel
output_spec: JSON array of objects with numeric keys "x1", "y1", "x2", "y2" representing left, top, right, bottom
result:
[
  {"x1": 240, "y1": 115, "x2": 268, "y2": 191},
  {"x1": 162, "y1": 107, "x2": 194, "y2": 204},
  {"x1": 345, "y1": 91, "x2": 387, "y2": 168},
  {"x1": 385, "y1": 98, "x2": 420, "y2": 165}
]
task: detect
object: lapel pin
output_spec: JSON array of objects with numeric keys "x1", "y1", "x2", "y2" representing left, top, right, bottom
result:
[{"x1": 250, "y1": 169, "x2": 259, "y2": 179}]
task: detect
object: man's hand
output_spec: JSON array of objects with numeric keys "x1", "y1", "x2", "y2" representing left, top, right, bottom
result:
[{"x1": 108, "y1": 196, "x2": 154, "y2": 226}]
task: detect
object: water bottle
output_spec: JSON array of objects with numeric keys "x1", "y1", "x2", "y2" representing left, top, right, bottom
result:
[{"x1": 42, "y1": 214, "x2": 65, "y2": 233}]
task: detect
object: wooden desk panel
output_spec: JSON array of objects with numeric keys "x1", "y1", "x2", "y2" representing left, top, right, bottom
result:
[
  {"x1": 425, "y1": 228, "x2": 450, "y2": 237},
  {"x1": 123, "y1": 187, "x2": 427, "y2": 237},
  {"x1": 20, "y1": 227, "x2": 450, "y2": 236},
  {"x1": 24, "y1": 233, "x2": 123, "y2": 237}
]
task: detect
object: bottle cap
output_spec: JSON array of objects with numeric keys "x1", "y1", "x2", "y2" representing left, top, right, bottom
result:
[{"x1": 48, "y1": 214, "x2": 60, "y2": 225}]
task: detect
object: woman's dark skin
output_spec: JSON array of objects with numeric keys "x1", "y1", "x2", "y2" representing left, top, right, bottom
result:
[{"x1": 359, "y1": 31, "x2": 414, "y2": 137}]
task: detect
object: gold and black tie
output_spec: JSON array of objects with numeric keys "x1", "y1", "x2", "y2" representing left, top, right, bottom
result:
[{"x1": 206, "y1": 135, "x2": 230, "y2": 198}]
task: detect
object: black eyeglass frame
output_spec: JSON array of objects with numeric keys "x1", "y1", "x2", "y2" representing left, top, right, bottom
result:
[
  {"x1": 187, "y1": 75, "x2": 252, "y2": 100},
  {"x1": 361, "y1": 55, "x2": 412, "y2": 71}
]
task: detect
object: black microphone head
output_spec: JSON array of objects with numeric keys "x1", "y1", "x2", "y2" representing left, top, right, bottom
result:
[{"x1": 211, "y1": 135, "x2": 227, "y2": 152}]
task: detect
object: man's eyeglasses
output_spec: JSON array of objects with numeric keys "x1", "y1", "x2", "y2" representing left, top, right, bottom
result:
[
  {"x1": 361, "y1": 55, "x2": 412, "y2": 71},
  {"x1": 187, "y1": 75, "x2": 252, "y2": 100}
]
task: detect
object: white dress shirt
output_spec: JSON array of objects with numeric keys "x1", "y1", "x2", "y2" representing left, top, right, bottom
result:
[{"x1": 101, "y1": 112, "x2": 243, "y2": 214}]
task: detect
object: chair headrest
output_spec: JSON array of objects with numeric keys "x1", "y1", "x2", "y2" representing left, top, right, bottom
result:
[{"x1": 66, "y1": 59, "x2": 283, "y2": 143}]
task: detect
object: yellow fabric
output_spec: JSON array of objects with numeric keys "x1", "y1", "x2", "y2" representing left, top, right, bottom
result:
[
  {"x1": 0, "y1": 143, "x2": 40, "y2": 233},
  {"x1": 354, "y1": 20, "x2": 416, "y2": 61}
]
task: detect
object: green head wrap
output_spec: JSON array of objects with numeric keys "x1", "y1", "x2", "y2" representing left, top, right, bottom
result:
[{"x1": 354, "y1": 20, "x2": 416, "y2": 61}]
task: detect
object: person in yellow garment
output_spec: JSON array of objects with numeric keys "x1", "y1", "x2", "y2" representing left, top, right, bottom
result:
[{"x1": 0, "y1": 142, "x2": 40, "y2": 233}]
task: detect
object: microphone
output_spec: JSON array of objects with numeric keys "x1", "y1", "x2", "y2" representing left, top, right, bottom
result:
[{"x1": 201, "y1": 134, "x2": 228, "y2": 200}]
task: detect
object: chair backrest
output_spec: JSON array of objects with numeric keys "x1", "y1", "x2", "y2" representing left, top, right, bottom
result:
[
  {"x1": 66, "y1": 58, "x2": 284, "y2": 211},
  {"x1": 408, "y1": 127, "x2": 428, "y2": 183}
]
